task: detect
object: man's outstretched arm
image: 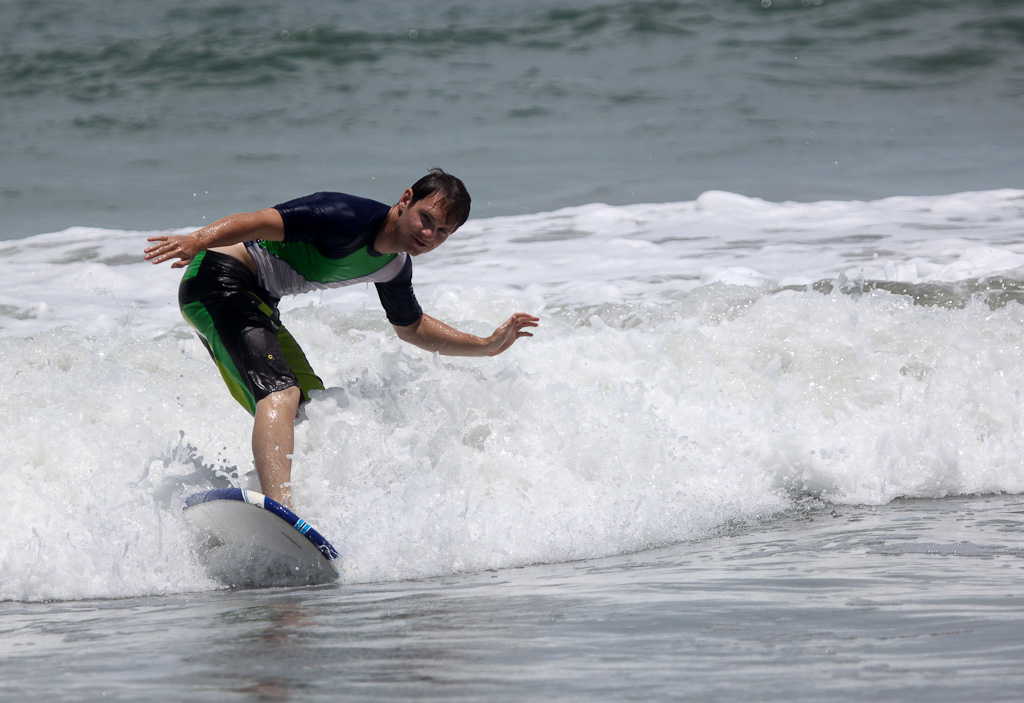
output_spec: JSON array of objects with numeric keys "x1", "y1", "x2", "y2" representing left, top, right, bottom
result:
[
  {"x1": 143, "y1": 208, "x2": 285, "y2": 268},
  {"x1": 394, "y1": 313, "x2": 539, "y2": 357}
]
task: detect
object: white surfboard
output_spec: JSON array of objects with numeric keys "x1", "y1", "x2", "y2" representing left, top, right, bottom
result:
[{"x1": 183, "y1": 488, "x2": 340, "y2": 588}]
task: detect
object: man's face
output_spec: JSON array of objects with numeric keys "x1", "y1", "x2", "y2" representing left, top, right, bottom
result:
[{"x1": 396, "y1": 190, "x2": 458, "y2": 256}]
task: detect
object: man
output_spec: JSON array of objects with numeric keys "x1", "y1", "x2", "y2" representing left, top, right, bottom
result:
[{"x1": 145, "y1": 169, "x2": 538, "y2": 508}]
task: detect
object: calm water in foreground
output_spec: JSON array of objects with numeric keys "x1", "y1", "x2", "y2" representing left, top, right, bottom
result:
[{"x1": 4, "y1": 495, "x2": 1022, "y2": 702}]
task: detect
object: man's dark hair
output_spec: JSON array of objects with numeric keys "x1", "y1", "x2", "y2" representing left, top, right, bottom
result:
[{"x1": 409, "y1": 168, "x2": 471, "y2": 228}]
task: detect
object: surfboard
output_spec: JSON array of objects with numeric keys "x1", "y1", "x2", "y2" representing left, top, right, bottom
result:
[{"x1": 183, "y1": 487, "x2": 340, "y2": 588}]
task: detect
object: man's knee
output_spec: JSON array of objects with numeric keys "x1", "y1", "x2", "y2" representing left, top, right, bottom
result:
[
  {"x1": 257, "y1": 385, "x2": 302, "y2": 416},
  {"x1": 271, "y1": 385, "x2": 301, "y2": 404}
]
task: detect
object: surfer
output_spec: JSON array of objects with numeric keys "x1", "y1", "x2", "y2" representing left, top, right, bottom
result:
[{"x1": 144, "y1": 169, "x2": 538, "y2": 508}]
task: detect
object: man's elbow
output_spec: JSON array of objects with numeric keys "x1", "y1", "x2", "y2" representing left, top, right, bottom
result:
[{"x1": 392, "y1": 316, "x2": 423, "y2": 345}]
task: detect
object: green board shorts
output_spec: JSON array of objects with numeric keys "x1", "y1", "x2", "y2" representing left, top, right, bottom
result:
[{"x1": 178, "y1": 250, "x2": 325, "y2": 416}]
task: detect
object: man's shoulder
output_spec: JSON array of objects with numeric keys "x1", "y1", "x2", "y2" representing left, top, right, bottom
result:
[
  {"x1": 274, "y1": 191, "x2": 391, "y2": 247},
  {"x1": 275, "y1": 191, "x2": 390, "y2": 222}
]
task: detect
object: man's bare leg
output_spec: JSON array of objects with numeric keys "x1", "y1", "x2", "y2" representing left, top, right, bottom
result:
[{"x1": 252, "y1": 386, "x2": 301, "y2": 508}]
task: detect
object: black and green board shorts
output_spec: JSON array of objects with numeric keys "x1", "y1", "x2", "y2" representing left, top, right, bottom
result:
[{"x1": 178, "y1": 250, "x2": 325, "y2": 415}]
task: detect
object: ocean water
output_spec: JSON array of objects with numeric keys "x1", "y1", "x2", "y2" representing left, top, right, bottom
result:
[
  {"x1": 2, "y1": 0, "x2": 1024, "y2": 701},
  {"x1": 3, "y1": 0, "x2": 1023, "y2": 238}
]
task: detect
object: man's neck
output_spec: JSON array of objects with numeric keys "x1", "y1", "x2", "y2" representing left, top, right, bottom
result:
[{"x1": 373, "y1": 203, "x2": 402, "y2": 254}]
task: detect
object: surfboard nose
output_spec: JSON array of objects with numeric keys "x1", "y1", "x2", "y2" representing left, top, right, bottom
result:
[{"x1": 183, "y1": 488, "x2": 340, "y2": 588}]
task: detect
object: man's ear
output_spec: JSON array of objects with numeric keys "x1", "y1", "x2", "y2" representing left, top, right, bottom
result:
[{"x1": 398, "y1": 188, "x2": 414, "y2": 212}]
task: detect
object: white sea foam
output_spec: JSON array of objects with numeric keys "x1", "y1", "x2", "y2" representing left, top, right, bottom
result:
[{"x1": 2, "y1": 189, "x2": 1024, "y2": 601}]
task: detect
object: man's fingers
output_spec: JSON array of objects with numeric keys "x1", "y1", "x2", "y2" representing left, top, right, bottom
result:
[{"x1": 144, "y1": 236, "x2": 190, "y2": 265}]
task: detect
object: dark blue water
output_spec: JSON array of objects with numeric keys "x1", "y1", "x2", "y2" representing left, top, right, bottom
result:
[{"x1": 2, "y1": 0, "x2": 1022, "y2": 239}]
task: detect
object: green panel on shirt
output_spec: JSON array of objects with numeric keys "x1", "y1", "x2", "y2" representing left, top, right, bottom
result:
[{"x1": 256, "y1": 240, "x2": 396, "y2": 284}]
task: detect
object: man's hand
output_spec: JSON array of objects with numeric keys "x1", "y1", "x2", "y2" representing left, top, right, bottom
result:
[
  {"x1": 144, "y1": 233, "x2": 204, "y2": 268},
  {"x1": 483, "y1": 312, "x2": 540, "y2": 356}
]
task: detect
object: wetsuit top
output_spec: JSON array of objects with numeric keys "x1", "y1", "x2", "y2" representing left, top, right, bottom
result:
[{"x1": 244, "y1": 192, "x2": 423, "y2": 327}]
